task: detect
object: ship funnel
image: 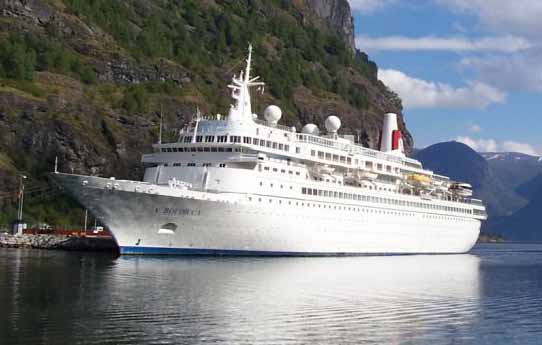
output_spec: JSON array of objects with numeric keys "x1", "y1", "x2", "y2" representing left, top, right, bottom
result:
[{"x1": 379, "y1": 113, "x2": 404, "y2": 156}]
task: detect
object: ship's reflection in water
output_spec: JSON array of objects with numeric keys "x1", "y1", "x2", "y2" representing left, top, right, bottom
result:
[{"x1": 1, "y1": 250, "x2": 491, "y2": 344}]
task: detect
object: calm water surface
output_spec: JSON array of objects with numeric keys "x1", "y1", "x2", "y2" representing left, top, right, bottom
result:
[{"x1": 0, "y1": 244, "x2": 541, "y2": 345}]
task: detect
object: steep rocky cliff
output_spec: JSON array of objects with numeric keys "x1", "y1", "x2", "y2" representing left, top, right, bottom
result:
[
  {"x1": 0, "y1": 0, "x2": 412, "y2": 225},
  {"x1": 304, "y1": 0, "x2": 356, "y2": 50}
]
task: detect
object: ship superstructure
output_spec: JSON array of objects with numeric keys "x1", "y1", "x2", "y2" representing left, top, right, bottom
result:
[{"x1": 53, "y1": 46, "x2": 487, "y2": 255}]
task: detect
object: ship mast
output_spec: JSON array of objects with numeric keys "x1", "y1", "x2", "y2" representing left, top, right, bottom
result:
[{"x1": 227, "y1": 44, "x2": 264, "y2": 121}]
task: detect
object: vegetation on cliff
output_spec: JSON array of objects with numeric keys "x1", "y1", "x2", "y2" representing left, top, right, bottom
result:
[{"x1": 0, "y1": 0, "x2": 409, "y2": 226}]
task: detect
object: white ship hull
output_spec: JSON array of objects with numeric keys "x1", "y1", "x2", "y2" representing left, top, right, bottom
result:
[{"x1": 52, "y1": 173, "x2": 481, "y2": 255}]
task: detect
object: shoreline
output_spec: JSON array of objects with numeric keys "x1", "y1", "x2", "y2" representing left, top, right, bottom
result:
[{"x1": 0, "y1": 233, "x2": 118, "y2": 252}]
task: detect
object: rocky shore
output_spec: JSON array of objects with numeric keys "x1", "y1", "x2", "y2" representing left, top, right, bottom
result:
[{"x1": 0, "y1": 233, "x2": 118, "y2": 252}]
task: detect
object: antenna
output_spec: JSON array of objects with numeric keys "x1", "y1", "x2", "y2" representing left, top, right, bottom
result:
[
  {"x1": 158, "y1": 105, "x2": 163, "y2": 145},
  {"x1": 54, "y1": 156, "x2": 58, "y2": 173},
  {"x1": 245, "y1": 43, "x2": 253, "y2": 83}
]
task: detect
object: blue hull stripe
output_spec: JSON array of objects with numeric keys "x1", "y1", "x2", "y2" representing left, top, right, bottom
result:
[{"x1": 119, "y1": 246, "x2": 457, "y2": 256}]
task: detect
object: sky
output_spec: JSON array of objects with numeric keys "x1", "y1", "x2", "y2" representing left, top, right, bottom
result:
[{"x1": 348, "y1": 0, "x2": 542, "y2": 156}]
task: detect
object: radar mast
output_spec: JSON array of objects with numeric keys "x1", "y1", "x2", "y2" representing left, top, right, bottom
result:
[{"x1": 228, "y1": 44, "x2": 265, "y2": 121}]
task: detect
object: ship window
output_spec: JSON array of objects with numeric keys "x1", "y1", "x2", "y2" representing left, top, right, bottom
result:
[
  {"x1": 243, "y1": 136, "x2": 251, "y2": 144},
  {"x1": 325, "y1": 153, "x2": 331, "y2": 160},
  {"x1": 190, "y1": 147, "x2": 196, "y2": 152},
  {"x1": 188, "y1": 163, "x2": 196, "y2": 167},
  {"x1": 281, "y1": 169, "x2": 285, "y2": 173},
  {"x1": 296, "y1": 172, "x2": 300, "y2": 176},
  {"x1": 184, "y1": 136, "x2": 191, "y2": 143},
  {"x1": 260, "y1": 140, "x2": 265, "y2": 147},
  {"x1": 264, "y1": 167, "x2": 270, "y2": 171},
  {"x1": 366, "y1": 161, "x2": 373, "y2": 169},
  {"x1": 219, "y1": 163, "x2": 226, "y2": 168},
  {"x1": 166, "y1": 148, "x2": 172, "y2": 152},
  {"x1": 197, "y1": 147, "x2": 204, "y2": 152},
  {"x1": 340, "y1": 156, "x2": 345, "y2": 163},
  {"x1": 332, "y1": 155, "x2": 339, "y2": 162},
  {"x1": 289, "y1": 171, "x2": 293, "y2": 175},
  {"x1": 302, "y1": 187, "x2": 307, "y2": 194},
  {"x1": 205, "y1": 136, "x2": 215, "y2": 143},
  {"x1": 273, "y1": 142, "x2": 278, "y2": 149},
  {"x1": 285, "y1": 145, "x2": 290, "y2": 151},
  {"x1": 296, "y1": 147, "x2": 301, "y2": 154},
  {"x1": 318, "y1": 151, "x2": 324, "y2": 159},
  {"x1": 226, "y1": 148, "x2": 233, "y2": 152},
  {"x1": 347, "y1": 157, "x2": 352, "y2": 165},
  {"x1": 211, "y1": 147, "x2": 217, "y2": 152},
  {"x1": 266, "y1": 141, "x2": 272, "y2": 148},
  {"x1": 377, "y1": 164, "x2": 383, "y2": 170},
  {"x1": 279, "y1": 144, "x2": 284, "y2": 150},
  {"x1": 204, "y1": 147, "x2": 210, "y2": 152},
  {"x1": 196, "y1": 136, "x2": 203, "y2": 143},
  {"x1": 203, "y1": 163, "x2": 211, "y2": 167},
  {"x1": 218, "y1": 147, "x2": 224, "y2": 152},
  {"x1": 311, "y1": 150, "x2": 316, "y2": 157}
]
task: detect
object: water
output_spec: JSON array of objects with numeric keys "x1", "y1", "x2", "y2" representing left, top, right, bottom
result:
[{"x1": 0, "y1": 244, "x2": 541, "y2": 345}]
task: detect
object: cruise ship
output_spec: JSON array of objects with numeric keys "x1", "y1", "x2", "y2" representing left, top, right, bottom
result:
[{"x1": 52, "y1": 46, "x2": 487, "y2": 255}]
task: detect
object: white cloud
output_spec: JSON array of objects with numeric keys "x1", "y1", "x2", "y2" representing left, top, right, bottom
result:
[
  {"x1": 348, "y1": 0, "x2": 394, "y2": 13},
  {"x1": 456, "y1": 136, "x2": 498, "y2": 152},
  {"x1": 356, "y1": 35, "x2": 530, "y2": 52},
  {"x1": 468, "y1": 124, "x2": 482, "y2": 133},
  {"x1": 378, "y1": 69, "x2": 506, "y2": 109},
  {"x1": 461, "y1": 50, "x2": 542, "y2": 92},
  {"x1": 456, "y1": 136, "x2": 541, "y2": 155},
  {"x1": 501, "y1": 141, "x2": 540, "y2": 156},
  {"x1": 437, "y1": 0, "x2": 542, "y2": 37}
]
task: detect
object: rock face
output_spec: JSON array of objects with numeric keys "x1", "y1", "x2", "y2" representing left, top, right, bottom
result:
[
  {"x1": 305, "y1": 0, "x2": 356, "y2": 50},
  {"x1": 0, "y1": 0, "x2": 413, "y2": 223}
]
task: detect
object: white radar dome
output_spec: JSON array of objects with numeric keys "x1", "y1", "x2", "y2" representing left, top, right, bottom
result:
[
  {"x1": 264, "y1": 105, "x2": 282, "y2": 124},
  {"x1": 302, "y1": 124, "x2": 320, "y2": 135},
  {"x1": 325, "y1": 115, "x2": 341, "y2": 133}
]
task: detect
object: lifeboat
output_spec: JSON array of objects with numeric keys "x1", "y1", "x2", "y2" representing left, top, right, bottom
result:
[
  {"x1": 406, "y1": 174, "x2": 432, "y2": 186},
  {"x1": 345, "y1": 170, "x2": 378, "y2": 184},
  {"x1": 311, "y1": 164, "x2": 335, "y2": 178},
  {"x1": 358, "y1": 171, "x2": 378, "y2": 181},
  {"x1": 450, "y1": 182, "x2": 473, "y2": 197}
]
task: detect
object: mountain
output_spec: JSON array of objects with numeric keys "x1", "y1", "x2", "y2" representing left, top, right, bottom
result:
[
  {"x1": 487, "y1": 175, "x2": 542, "y2": 241},
  {"x1": 0, "y1": 0, "x2": 411, "y2": 225},
  {"x1": 414, "y1": 141, "x2": 526, "y2": 217},
  {"x1": 516, "y1": 173, "x2": 542, "y2": 202},
  {"x1": 481, "y1": 152, "x2": 542, "y2": 196}
]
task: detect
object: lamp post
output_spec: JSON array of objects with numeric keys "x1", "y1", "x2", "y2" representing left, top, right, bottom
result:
[{"x1": 16, "y1": 175, "x2": 27, "y2": 235}]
